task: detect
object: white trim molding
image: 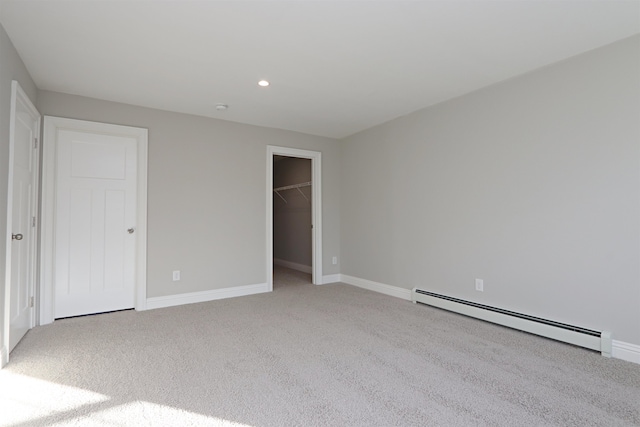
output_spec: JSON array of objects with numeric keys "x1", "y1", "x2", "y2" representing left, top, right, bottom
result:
[
  {"x1": 321, "y1": 274, "x2": 342, "y2": 285},
  {"x1": 266, "y1": 146, "x2": 322, "y2": 291},
  {"x1": 135, "y1": 131, "x2": 149, "y2": 311},
  {"x1": 612, "y1": 340, "x2": 640, "y2": 365},
  {"x1": 340, "y1": 275, "x2": 412, "y2": 301},
  {"x1": 273, "y1": 258, "x2": 312, "y2": 274},
  {"x1": 40, "y1": 117, "x2": 148, "y2": 324},
  {"x1": 146, "y1": 283, "x2": 269, "y2": 310},
  {"x1": 1, "y1": 345, "x2": 8, "y2": 368}
]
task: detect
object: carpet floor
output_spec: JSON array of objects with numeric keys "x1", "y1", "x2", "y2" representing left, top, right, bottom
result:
[{"x1": 1, "y1": 266, "x2": 639, "y2": 426}]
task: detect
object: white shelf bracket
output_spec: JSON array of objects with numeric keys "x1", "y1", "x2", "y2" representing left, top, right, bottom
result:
[
  {"x1": 296, "y1": 187, "x2": 310, "y2": 203},
  {"x1": 274, "y1": 190, "x2": 287, "y2": 204}
]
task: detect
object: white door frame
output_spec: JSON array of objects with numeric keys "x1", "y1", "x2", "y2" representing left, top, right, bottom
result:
[
  {"x1": 2, "y1": 81, "x2": 40, "y2": 366},
  {"x1": 40, "y1": 116, "x2": 148, "y2": 325},
  {"x1": 266, "y1": 146, "x2": 322, "y2": 290}
]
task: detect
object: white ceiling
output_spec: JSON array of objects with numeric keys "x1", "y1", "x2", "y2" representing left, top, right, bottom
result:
[{"x1": 1, "y1": 1, "x2": 638, "y2": 139}]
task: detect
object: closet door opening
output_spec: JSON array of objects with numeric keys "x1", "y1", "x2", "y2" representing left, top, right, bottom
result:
[
  {"x1": 266, "y1": 146, "x2": 322, "y2": 292},
  {"x1": 272, "y1": 156, "x2": 312, "y2": 288}
]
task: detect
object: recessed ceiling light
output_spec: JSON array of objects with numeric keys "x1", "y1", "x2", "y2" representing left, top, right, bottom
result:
[
  {"x1": 258, "y1": 80, "x2": 270, "y2": 87},
  {"x1": 215, "y1": 104, "x2": 228, "y2": 111}
]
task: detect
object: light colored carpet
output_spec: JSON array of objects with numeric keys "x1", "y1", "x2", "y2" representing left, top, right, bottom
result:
[{"x1": 1, "y1": 266, "x2": 639, "y2": 426}]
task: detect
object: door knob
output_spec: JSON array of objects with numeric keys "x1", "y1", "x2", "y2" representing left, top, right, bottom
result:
[
  {"x1": 12, "y1": 233, "x2": 23, "y2": 241},
  {"x1": 127, "y1": 228, "x2": 135, "y2": 234}
]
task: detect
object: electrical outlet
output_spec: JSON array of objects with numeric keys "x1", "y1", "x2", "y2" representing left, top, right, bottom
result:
[
  {"x1": 332, "y1": 256, "x2": 338, "y2": 265},
  {"x1": 173, "y1": 270, "x2": 181, "y2": 281},
  {"x1": 475, "y1": 278, "x2": 483, "y2": 292}
]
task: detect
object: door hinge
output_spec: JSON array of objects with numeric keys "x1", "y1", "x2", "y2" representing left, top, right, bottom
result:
[
  {"x1": 34, "y1": 137, "x2": 38, "y2": 149},
  {"x1": 32, "y1": 216, "x2": 36, "y2": 227},
  {"x1": 30, "y1": 296, "x2": 34, "y2": 308}
]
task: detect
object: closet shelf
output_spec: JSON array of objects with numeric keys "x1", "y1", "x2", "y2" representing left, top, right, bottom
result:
[{"x1": 273, "y1": 181, "x2": 311, "y2": 204}]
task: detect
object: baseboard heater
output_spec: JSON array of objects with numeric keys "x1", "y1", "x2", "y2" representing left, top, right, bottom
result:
[{"x1": 412, "y1": 288, "x2": 612, "y2": 357}]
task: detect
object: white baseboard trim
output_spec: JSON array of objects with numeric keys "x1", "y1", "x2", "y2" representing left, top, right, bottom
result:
[
  {"x1": 340, "y1": 275, "x2": 412, "y2": 301},
  {"x1": 1, "y1": 345, "x2": 8, "y2": 368},
  {"x1": 146, "y1": 282, "x2": 269, "y2": 310},
  {"x1": 320, "y1": 274, "x2": 342, "y2": 284},
  {"x1": 612, "y1": 340, "x2": 640, "y2": 364},
  {"x1": 274, "y1": 258, "x2": 312, "y2": 274}
]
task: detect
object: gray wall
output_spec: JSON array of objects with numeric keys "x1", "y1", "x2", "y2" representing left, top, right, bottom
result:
[
  {"x1": 37, "y1": 91, "x2": 341, "y2": 298},
  {"x1": 273, "y1": 157, "x2": 312, "y2": 267},
  {"x1": 340, "y1": 35, "x2": 640, "y2": 345},
  {"x1": 0, "y1": 23, "x2": 37, "y2": 361}
]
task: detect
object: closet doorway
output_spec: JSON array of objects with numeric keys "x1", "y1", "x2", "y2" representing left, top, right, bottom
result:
[
  {"x1": 266, "y1": 146, "x2": 322, "y2": 291},
  {"x1": 273, "y1": 156, "x2": 311, "y2": 287}
]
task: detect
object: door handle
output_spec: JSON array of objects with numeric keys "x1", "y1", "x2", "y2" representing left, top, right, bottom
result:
[
  {"x1": 12, "y1": 233, "x2": 23, "y2": 241},
  {"x1": 127, "y1": 228, "x2": 135, "y2": 234}
]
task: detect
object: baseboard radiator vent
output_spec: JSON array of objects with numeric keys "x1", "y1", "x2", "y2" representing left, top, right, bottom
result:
[{"x1": 412, "y1": 288, "x2": 612, "y2": 357}]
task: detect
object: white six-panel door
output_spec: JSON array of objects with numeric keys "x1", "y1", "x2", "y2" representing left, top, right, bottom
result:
[{"x1": 41, "y1": 117, "x2": 148, "y2": 323}]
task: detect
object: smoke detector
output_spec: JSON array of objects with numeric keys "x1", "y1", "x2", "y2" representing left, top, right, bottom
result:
[{"x1": 215, "y1": 104, "x2": 228, "y2": 111}]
